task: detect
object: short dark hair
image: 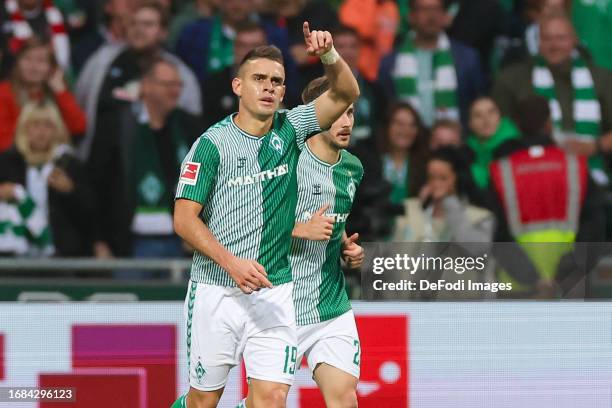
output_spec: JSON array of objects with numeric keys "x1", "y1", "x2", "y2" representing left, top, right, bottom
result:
[
  {"x1": 301, "y1": 76, "x2": 329, "y2": 104},
  {"x1": 514, "y1": 95, "x2": 551, "y2": 138},
  {"x1": 135, "y1": 0, "x2": 170, "y2": 29},
  {"x1": 238, "y1": 45, "x2": 284, "y2": 69}
]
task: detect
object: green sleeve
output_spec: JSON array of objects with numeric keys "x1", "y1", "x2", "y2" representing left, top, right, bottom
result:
[{"x1": 175, "y1": 137, "x2": 220, "y2": 205}]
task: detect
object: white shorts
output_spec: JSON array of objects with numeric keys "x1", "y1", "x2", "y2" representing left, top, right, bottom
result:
[
  {"x1": 185, "y1": 281, "x2": 297, "y2": 391},
  {"x1": 297, "y1": 310, "x2": 360, "y2": 379}
]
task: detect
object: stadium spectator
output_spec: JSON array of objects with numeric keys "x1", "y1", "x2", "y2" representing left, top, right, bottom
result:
[
  {"x1": 0, "y1": 38, "x2": 86, "y2": 153},
  {"x1": 167, "y1": 0, "x2": 216, "y2": 48},
  {"x1": 490, "y1": 94, "x2": 605, "y2": 296},
  {"x1": 429, "y1": 118, "x2": 463, "y2": 150},
  {"x1": 0, "y1": 0, "x2": 71, "y2": 70},
  {"x1": 393, "y1": 146, "x2": 493, "y2": 242},
  {"x1": 378, "y1": 0, "x2": 485, "y2": 127},
  {"x1": 332, "y1": 25, "x2": 387, "y2": 147},
  {"x1": 70, "y1": 0, "x2": 136, "y2": 75},
  {"x1": 357, "y1": 102, "x2": 428, "y2": 213},
  {"x1": 88, "y1": 59, "x2": 199, "y2": 260},
  {"x1": 492, "y1": 12, "x2": 612, "y2": 185},
  {"x1": 175, "y1": 0, "x2": 257, "y2": 82},
  {"x1": 466, "y1": 96, "x2": 520, "y2": 190},
  {"x1": 498, "y1": 0, "x2": 571, "y2": 68},
  {"x1": 338, "y1": 0, "x2": 399, "y2": 81},
  {"x1": 0, "y1": 102, "x2": 93, "y2": 257},
  {"x1": 201, "y1": 22, "x2": 268, "y2": 129},
  {"x1": 75, "y1": 0, "x2": 201, "y2": 160}
]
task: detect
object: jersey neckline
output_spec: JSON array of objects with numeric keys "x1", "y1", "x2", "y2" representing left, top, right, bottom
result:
[
  {"x1": 304, "y1": 142, "x2": 344, "y2": 169},
  {"x1": 230, "y1": 113, "x2": 271, "y2": 141}
]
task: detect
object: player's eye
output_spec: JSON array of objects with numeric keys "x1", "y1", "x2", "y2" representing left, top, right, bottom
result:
[{"x1": 272, "y1": 78, "x2": 283, "y2": 86}]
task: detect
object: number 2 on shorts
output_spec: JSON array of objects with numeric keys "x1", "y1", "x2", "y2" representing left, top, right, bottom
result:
[
  {"x1": 283, "y1": 345, "x2": 297, "y2": 374},
  {"x1": 353, "y1": 339, "x2": 361, "y2": 366}
]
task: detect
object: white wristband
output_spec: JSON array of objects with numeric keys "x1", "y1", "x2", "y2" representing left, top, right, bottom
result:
[{"x1": 320, "y1": 46, "x2": 340, "y2": 65}]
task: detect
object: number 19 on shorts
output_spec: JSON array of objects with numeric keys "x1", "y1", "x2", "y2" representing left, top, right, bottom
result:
[{"x1": 283, "y1": 345, "x2": 297, "y2": 374}]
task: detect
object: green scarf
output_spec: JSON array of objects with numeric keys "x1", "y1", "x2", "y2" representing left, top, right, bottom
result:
[
  {"x1": 132, "y1": 117, "x2": 189, "y2": 215},
  {"x1": 532, "y1": 53, "x2": 608, "y2": 175},
  {"x1": 532, "y1": 54, "x2": 601, "y2": 140},
  {"x1": 392, "y1": 32, "x2": 459, "y2": 121},
  {"x1": 0, "y1": 187, "x2": 52, "y2": 255},
  {"x1": 207, "y1": 15, "x2": 235, "y2": 74},
  {"x1": 467, "y1": 117, "x2": 520, "y2": 189}
]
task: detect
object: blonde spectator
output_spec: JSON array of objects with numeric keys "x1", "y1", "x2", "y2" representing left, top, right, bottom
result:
[{"x1": 0, "y1": 102, "x2": 93, "y2": 256}]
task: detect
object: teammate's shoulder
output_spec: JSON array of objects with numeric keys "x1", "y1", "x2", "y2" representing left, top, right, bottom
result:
[{"x1": 341, "y1": 150, "x2": 364, "y2": 170}]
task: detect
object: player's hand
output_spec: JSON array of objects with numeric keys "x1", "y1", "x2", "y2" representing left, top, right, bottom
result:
[
  {"x1": 226, "y1": 257, "x2": 272, "y2": 294},
  {"x1": 342, "y1": 233, "x2": 364, "y2": 269},
  {"x1": 303, "y1": 204, "x2": 335, "y2": 241},
  {"x1": 303, "y1": 21, "x2": 333, "y2": 57}
]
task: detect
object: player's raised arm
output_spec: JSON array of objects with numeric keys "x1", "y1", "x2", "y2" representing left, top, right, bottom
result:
[{"x1": 303, "y1": 21, "x2": 360, "y2": 130}]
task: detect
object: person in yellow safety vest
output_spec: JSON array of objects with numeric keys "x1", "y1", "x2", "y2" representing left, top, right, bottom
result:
[{"x1": 489, "y1": 95, "x2": 605, "y2": 297}]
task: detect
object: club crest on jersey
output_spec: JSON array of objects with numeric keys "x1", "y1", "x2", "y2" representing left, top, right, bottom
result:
[
  {"x1": 270, "y1": 133, "x2": 284, "y2": 154},
  {"x1": 180, "y1": 162, "x2": 200, "y2": 185},
  {"x1": 313, "y1": 184, "x2": 322, "y2": 195},
  {"x1": 237, "y1": 157, "x2": 247, "y2": 168},
  {"x1": 348, "y1": 179, "x2": 356, "y2": 200}
]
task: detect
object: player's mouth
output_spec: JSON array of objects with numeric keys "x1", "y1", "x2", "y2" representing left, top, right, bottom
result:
[
  {"x1": 337, "y1": 130, "x2": 351, "y2": 140},
  {"x1": 259, "y1": 97, "x2": 275, "y2": 106}
]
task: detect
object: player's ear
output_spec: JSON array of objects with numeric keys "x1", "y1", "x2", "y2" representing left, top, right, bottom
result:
[{"x1": 232, "y1": 77, "x2": 242, "y2": 97}]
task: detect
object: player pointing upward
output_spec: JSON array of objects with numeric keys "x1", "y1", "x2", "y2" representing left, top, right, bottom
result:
[{"x1": 172, "y1": 22, "x2": 359, "y2": 408}]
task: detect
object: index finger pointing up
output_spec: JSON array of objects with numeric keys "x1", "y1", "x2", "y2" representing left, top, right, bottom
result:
[{"x1": 303, "y1": 21, "x2": 310, "y2": 41}]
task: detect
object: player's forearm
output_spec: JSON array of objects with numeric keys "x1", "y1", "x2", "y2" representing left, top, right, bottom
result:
[
  {"x1": 323, "y1": 54, "x2": 360, "y2": 104},
  {"x1": 174, "y1": 213, "x2": 236, "y2": 271}
]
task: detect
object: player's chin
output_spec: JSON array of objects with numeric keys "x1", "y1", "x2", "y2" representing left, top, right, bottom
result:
[
  {"x1": 334, "y1": 137, "x2": 351, "y2": 150},
  {"x1": 255, "y1": 103, "x2": 279, "y2": 116}
]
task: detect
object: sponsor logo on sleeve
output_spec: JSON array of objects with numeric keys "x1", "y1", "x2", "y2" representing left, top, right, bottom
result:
[{"x1": 180, "y1": 162, "x2": 201, "y2": 185}]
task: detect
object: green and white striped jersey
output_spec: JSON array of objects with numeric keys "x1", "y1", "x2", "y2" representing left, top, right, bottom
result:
[
  {"x1": 175, "y1": 103, "x2": 321, "y2": 286},
  {"x1": 291, "y1": 144, "x2": 364, "y2": 325}
]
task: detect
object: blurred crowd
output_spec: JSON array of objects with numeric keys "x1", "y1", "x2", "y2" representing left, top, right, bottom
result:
[{"x1": 0, "y1": 0, "x2": 611, "y2": 292}]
